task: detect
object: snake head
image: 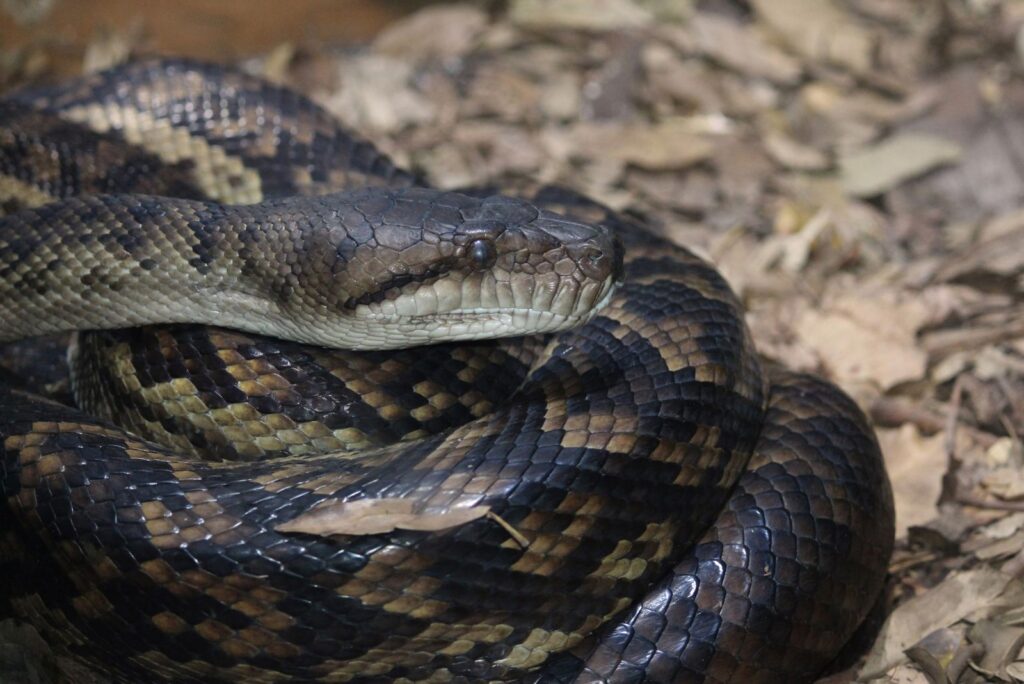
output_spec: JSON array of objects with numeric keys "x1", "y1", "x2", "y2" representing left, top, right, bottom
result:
[{"x1": 296, "y1": 187, "x2": 623, "y2": 350}]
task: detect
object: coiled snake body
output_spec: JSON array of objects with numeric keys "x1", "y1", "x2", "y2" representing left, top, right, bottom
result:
[{"x1": 0, "y1": 60, "x2": 894, "y2": 683}]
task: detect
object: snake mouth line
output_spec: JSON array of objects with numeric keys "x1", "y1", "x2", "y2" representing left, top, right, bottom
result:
[{"x1": 351, "y1": 282, "x2": 618, "y2": 325}]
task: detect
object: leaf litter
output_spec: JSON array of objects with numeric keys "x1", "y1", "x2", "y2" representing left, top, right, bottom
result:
[{"x1": 4, "y1": 0, "x2": 1024, "y2": 681}]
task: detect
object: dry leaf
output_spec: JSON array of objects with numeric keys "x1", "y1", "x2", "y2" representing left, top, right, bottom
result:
[
  {"x1": 641, "y1": 43, "x2": 726, "y2": 113},
  {"x1": 762, "y1": 131, "x2": 830, "y2": 171},
  {"x1": 326, "y1": 56, "x2": 435, "y2": 134},
  {"x1": 875, "y1": 663, "x2": 935, "y2": 684},
  {"x1": 685, "y1": 13, "x2": 802, "y2": 85},
  {"x1": 982, "y1": 466, "x2": 1024, "y2": 502},
  {"x1": 372, "y1": 5, "x2": 489, "y2": 60},
  {"x1": 935, "y1": 228, "x2": 1024, "y2": 284},
  {"x1": 751, "y1": 0, "x2": 876, "y2": 76},
  {"x1": 877, "y1": 425, "x2": 946, "y2": 539},
  {"x1": 509, "y1": 0, "x2": 653, "y2": 31},
  {"x1": 795, "y1": 289, "x2": 930, "y2": 389},
  {"x1": 559, "y1": 119, "x2": 715, "y2": 171},
  {"x1": 970, "y1": 619, "x2": 1024, "y2": 679},
  {"x1": 840, "y1": 133, "x2": 962, "y2": 198},
  {"x1": 860, "y1": 566, "x2": 1017, "y2": 679},
  {"x1": 276, "y1": 498, "x2": 491, "y2": 536}
]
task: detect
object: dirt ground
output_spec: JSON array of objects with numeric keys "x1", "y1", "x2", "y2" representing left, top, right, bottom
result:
[{"x1": 3, "y1": 0, "x2": 1024, "y2": 682}]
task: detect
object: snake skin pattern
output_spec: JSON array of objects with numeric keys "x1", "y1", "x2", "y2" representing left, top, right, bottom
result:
[{"x1": 0, "y1": 59, "x2": 894, "y2": 683}]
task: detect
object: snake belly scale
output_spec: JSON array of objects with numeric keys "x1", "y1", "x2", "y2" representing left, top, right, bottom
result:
[{"x1": 0, "y1": 59, "x2": 894, "y2": 683}]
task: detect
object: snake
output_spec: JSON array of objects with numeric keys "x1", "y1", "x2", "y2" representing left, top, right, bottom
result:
[{"x1": 0, "y1": 59, "x2": 895, "y2": 683}]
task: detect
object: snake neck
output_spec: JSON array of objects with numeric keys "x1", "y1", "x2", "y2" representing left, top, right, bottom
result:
[{"x1": 0, "y1": 193, "x2": 327, "y2": 344}]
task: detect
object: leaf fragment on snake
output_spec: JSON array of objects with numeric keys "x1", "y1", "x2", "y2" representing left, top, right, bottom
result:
[{"x1": 274, "y1": 497, "x2": 491, "y2": 536}]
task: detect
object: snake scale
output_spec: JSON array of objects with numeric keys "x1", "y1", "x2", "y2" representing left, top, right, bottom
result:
[{"x1": 0, "y1": 59, "x2": 894, "y2": 683}]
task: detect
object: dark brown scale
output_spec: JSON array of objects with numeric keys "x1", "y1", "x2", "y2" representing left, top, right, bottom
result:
[
  {"x1": 0, "y1": 100, "x2": 204, "y2": 214},
  {"x1": 6, "y1": 58, "x2": 418, "y2": 200},
  {"x1": 71, "y1": 325, "x2": 549, "y2": 460},
  {"x1": 0, "y1": 60, "x2": 894, "y2": 684},
  {"x1": 536, "y1": 371, "x2": 894, "y2": 684}
]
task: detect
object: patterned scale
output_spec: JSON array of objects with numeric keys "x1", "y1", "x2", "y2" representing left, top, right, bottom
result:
[{"x1": 0, "y1": 60, "x2": 893, "y2": 683}]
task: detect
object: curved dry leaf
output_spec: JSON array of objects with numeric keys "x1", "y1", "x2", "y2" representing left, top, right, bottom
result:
[
  {"x1": 877, "y1": 425, "x2": 946, "y2": 539},
  {"x1": 372, "y1": 5, "x2": 489, "y2": 60},
  {"x1": 563, "y1": 120, "x2": 715, "y2": 171},
  {"x1": 687, "y1": 14, "x2": 802, "y2": 85},
  {"x1": 840, "y1": 133, "x2": 962, "y2": 198},
  {"x1": 509, "y1": 0, "x2": 653, "y2": 31},
  {"x1": 276, "y1": 498, "x2": 491, "y2": 537},
  {"x1": 751, "y1": 0, "x2": 876, "y2": 77},
  {"x1": 860, "y1": 566, "x2": 1016, "y2": 679},
  {"x1": 794, "y1": 290, "x2": 929, "y2": 389}
]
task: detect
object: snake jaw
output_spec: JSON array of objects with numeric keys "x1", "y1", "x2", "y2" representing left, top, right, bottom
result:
[{"x1": 339, "y1": 275, "x2": 618, "y2": 349}]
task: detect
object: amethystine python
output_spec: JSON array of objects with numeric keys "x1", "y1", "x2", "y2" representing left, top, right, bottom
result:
[{"x1": 0, "y1": 59, "x2": 894, "y2": 683}]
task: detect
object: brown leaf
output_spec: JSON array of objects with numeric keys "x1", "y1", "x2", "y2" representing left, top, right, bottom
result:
[
  {"x1": 561, "y1": 119, "x2": 715, "y2": 171},
  {"x1": 794, "y1": 289, "x2": 930, "y2": 389},
  {"x1": 326, "y1": 55, "x2": 435, "y2": 134},
  {"x1": 860, "y1": 566, "x2": 1016, "y2": 679},
  {"x1": 751, "y1": 0, "x2": 876, "y2": 77},
  {"x1": 372, "y1": 5, "x2": 489, "y2": 60},
  {"x1": 509, "y1": 0, "x2": 653, "y2": 31},
  {"x1": 276, "y1": 498, "x2": 491, "y2": 537},
  {"x1": 762, "y1": 131, "x2": 830, "y2": 171},
  {"x1": 935, "y1": 228, "x2": 1024, "y2": 285},
  {"x1": 840, "y1": 133, "x2": 962, "y2": 198},
  {"x1": 685, "y1": 13, "x2": 802, "y2": 85},
  {"x1": 877, "y1": 425, "x2": 947, "y2": 539},
  {"x1": 641, "y1": 43, "x2": 726, "y2": 113},
  {"x1": 969, "y1": 619, "x2": 1024, "y2": 679}
]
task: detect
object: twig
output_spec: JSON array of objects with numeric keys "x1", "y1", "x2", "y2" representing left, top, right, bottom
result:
[
  {"x1": 939, "y1": 376, "x2": 966, "y2": 506},
  {"x1": 954, "y1": 492, "x2": 1024, "y2": 513},
  {"x1": 870, "y1": 395, "x2": 997, "y2": 448},
  {"x1": 487, "y1": 512, "x2": 530, "y2": 548}
]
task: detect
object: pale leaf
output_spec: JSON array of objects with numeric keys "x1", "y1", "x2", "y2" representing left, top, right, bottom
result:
[
  {"x1": 860, "y1": 566, "x2": 1016, "y2": 679},
  {"x1": 276, "y1": 498, "x2": 491, "y2": 537}
]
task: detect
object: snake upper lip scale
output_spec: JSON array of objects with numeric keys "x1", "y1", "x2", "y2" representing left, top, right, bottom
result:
[{"x1": 0, "y1": 58, "x2": 894, "y2": 683}]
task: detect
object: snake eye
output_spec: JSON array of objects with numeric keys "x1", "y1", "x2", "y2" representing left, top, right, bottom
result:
[{"x1": 467, "y1": 238, "x2": 497, "y2": 269}]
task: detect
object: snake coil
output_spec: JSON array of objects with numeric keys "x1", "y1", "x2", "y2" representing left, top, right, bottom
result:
[{"x1": 0, "y1": 60, "x2": 893, "y2": 683}]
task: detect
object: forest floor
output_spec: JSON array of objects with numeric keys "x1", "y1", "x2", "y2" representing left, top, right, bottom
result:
[{"x1": 3, "y1": 1, "x2": 1024, "y2": 682}]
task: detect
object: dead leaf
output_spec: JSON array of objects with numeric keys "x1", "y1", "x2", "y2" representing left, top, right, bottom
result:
[
  {"x1": 558, "y1": 119, "x2": 715, "y2": 171},
  {"x1": 326, "y1": 55, "x2": 435, "y2": 134},
  {"x1": 840, "y1": 133, "x2": 962, "y2": 198},
  {"x1": 877, "y1": 425, "x2": 947, "y2": 539},
  {"x1": 372, "y1": 5, "x2": 489, "y2": 60},
  {"x1": 970, "y1": 619, "x2": 1024, "y2": 679},
  {"x1": 642, "y1": 43, "x2": 726, "y2": 113},
  {"x1": 509, "y1": 0, "x2": 653, "y2": 31},
  {"x1": 685, "y1": 13, "x2": 802, "y2": 85},
  {"x1": 762, "y1": 130, "x2": 831, "y2": 171},
  {"x1": 276, "y1": 498, "x2": 491, "y2": 536},
  {"x1": 860, "y1": 566, "x2": 1017, "y2": 679},
  {"x1": 795, "y1": 289, "x2": 930, "y2": 389},
  {"x1": 935, "y1": 228, "x2": 1024, "y2": 285},
  {"x1": 751, "y1": 0, "x2": 876, "y2": 76},
  {"x1": 982, "y1": 466, "x2": 1024, "y2": 502}
]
